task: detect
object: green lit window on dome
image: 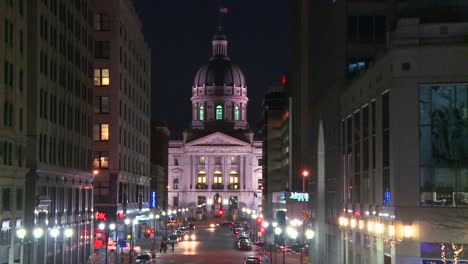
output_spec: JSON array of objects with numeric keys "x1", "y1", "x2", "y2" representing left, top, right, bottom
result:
[
  {"x1": 234, "y1": 106, "x2": 240, "y2": 121},
  {"x1": 199, "y1": 105, "x2": 204, "y2": 121},
  {"x1": 216, "y1": 105, "x2": 223, "y2": 120}
]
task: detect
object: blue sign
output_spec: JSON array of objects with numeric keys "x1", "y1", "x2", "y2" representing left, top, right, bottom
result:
[
  {"x1": 118, "y1": 239, "x2": 127, "y2": 248},
  {"x1": 151, "y1": 192, "x2": 157, "y2": 208}
]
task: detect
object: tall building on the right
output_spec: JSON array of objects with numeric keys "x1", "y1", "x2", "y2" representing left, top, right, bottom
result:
[{"x1": 291, "y1": 1, "x2": 468, "y2": 263}]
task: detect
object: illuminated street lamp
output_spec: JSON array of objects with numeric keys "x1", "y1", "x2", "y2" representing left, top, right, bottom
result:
[
  {"x1": 50, "y1": 228, "x2": 60, "y2": 264},
  {"x1": 64, "y1": 228, "x2": 73, "y2": 264}
]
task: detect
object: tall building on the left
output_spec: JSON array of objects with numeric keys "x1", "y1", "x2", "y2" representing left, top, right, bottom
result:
[
  {"x1": 2, "y1": 0, "x2": 96, "y2": 263},
  {"x1": 0, "y1": 0, "x2": 29, "y2": 263},
  {"x1": 23, "y1": 0, "x2": 94, "y2": 264}
]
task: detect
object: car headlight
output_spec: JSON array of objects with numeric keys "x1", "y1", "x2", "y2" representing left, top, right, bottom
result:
[
  {"x1": 210, "y1": 223, "x2": 215, "y2": 228},
  {"x1": 184, "y1": 234, "x2": 189, "y2": 240},
  {"x1": 190, "y1": 234, "x2": 196, "y2": 240}
]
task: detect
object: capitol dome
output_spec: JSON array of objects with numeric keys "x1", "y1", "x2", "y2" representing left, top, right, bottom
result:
[
  {"x1": 193, "y1": 29, "x2": 246, "y2": 87},
  {"x1": 193, "y1": 58, "x2": 246, "y2": 87},
  {"x1": 191, "y1": 27, "x2": 249, "y2": 130}
]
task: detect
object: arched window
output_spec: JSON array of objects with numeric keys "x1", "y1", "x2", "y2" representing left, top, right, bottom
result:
[
  {"x1": 234, "y1": 105, "x2": 240, "y2": 121},
  {"x1": 214, "y1": 170, "x2": 222, "y2": 184},
  {"x1": 199, "y1": 105, "x2": 204, "y2": 121},
  {"x1": 216, "y1": 105, "x2": 223, "y2": 120},
  {"x1": 197, "y1": 170, "x2": 207, "y2": 184},
  {"x1": 173, "y1": 179, "x2": 179, "y2": 189},
  {"x1": 229, "y1": 171, "x2": 239, "y2": 189}
]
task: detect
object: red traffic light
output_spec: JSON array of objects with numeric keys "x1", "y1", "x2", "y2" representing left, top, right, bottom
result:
[
  {"x1": 117, "y1": 212, "x2": 124, "y2": 220},
  {"x1": 256, "y1": 217, "x2": 263, "y2": 224},
  {"x1": 146, "y1": 228, "x2": 153, "y2": 234},
  {"x1": 302, "y1": 169, "x2": 310, "y2": 177},
  {"x1": 260, "y1": 227, "x2": 265, "y2": 233},
  {"x1": 219, "y1": 209, "x2": 224, "y2": 216}
]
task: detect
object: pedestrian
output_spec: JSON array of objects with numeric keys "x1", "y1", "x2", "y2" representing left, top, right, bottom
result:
[
  {"x1": 171, "y1": 241, "x2": 175, "y2": 252},
  {"x1": 160, "y1": 239, "x2": 164, "y2": 253},
  {"x1": 163, "y1": 240, "x2": 168, "y2": 253}
]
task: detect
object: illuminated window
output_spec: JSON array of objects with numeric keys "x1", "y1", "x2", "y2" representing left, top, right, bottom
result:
[
  {"x1": 234, "y1": 105, "x2": 240, "y2": 121},
  {"x1": 229, "y1": 171, "x2": 239, "y2": 185},
  {"x1": 93, "y1": 124, "x2": 109, "y2": 141},
  {"x1": 216, "y1": 105, "x2": 223, "y2": 120},
  {"x1": 199, "y1": 156, "x2": 205, "y2": 165},
  {"x1": 199, "y1": 105, "x2": 204, "y2": 121},
  {"x1": 214, "y1": 170, "x2": 223, "y2": 184},
  {"x1": 93, "y1": 152, "x2": 109, "y2": 169},
  {"x1": 197, "y1": 171, "x2": 207, "y2": 184},
  {"x1": 94, "y1": 68, "x2": 110, "y2": 86}
]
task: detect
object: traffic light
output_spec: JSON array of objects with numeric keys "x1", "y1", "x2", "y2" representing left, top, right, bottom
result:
[
  {"x1": 260, "y1": 227, "x2": 265, "y2": 233},
  {"x1": 117, "y1": 212, "x2": 124, "y2": 220},
  {"x1": 219, "y1": 209, "x2": 224, "y2": 216},
  {"x1": 256, "y1": 217, "x2": 263, "y2": 225}
]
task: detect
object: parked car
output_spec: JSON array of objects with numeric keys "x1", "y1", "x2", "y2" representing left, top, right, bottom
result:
[
  {"x1": 135, "y1": 253, "x2": 152, "y2": 264},
  {"x1": 243, "y1": 256, "x2": 262, "y2": 264}
]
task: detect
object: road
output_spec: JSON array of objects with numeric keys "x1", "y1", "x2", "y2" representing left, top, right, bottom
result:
[{"x1": 135, "y1": 224, "x2": 308, "y2": 264}]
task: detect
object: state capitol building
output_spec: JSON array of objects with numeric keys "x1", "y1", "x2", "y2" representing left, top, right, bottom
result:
[{"x1": 167, "y1": 26, "x2": 263, "y2": 219}]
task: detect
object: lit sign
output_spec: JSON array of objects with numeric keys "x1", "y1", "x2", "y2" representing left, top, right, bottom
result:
[
  {"x1": 289, "y1": 192, "x2": 309, "y2": 202},
  {"x1": 151, "y1": 192, "x2": 157, "y2": 208},
  {"x1": 96, "y1": 212, "x2": 107, "y2": 221}
]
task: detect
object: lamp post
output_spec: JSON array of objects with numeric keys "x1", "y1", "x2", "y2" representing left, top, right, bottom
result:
[
  {"x1": 64, "y1": 228, "x2": 73, "y2": 264},
  {"x1": 16, "y1": 228, "x2": 27, "y2": 264},
  {"x1": 304, "y1": 229, "x2": 315, "y2": 264},
  {"x1": 109, "y1": 223, "x2": 116, "y2": 264},
  {"x1": 274, "y1": 227, "x2": 282, "y2": 264},
  {"x1": 287, "y1": 228, "x2": 299, "y2": 264},
  {"x1": 33, "y1": 227, "x2": 44, "y2": 263},
  {"x1": 50, "y1": 228, "x2": 59, "y2": 264},
  {"x1": 124, "y1": 219, "x2": 131, "y2": 261}
]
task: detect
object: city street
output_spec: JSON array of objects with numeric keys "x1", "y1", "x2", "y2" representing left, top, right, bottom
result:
[{"x1": 135, "y1": 224, "x2": 306, "y2": 264}]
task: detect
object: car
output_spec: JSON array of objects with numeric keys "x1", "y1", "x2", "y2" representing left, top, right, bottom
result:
[
  {"x1": 135, "y1": 253, "x2": 152, "y2": 264},
  {"x1": 243, "y1": 256, "x2": 262, "y2": 264},
  {"x1": 288, "y1": 242, "x2": 308, "y2": 253},
  {"x1": 252, "y1": 241, "x2": 265, "y2": 250},
  {"x1": 186, "y1": 223, "x2": 195, "y2": 230},
  {"x1": 182, "y1": 232, "x2": 197, "y2": 241},
  {"x1": 106, "y1": 240, "x2": 141, "y2": 254},
  {"x1": 238, "y1": 238, "x2": 252, "y2": 251}
]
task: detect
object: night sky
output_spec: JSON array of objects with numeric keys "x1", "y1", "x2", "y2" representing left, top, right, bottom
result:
[{"x1": 134, "y1": 1, "x2": 291, "y2": 138}]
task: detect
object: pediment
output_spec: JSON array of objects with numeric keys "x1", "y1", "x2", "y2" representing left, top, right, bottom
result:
[{"x1": 186, "y1": 132, "x2": 250, "y2": 147}]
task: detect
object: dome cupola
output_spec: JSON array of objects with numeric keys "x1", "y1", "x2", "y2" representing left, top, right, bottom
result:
[{"x1": 191, "y1": 23, "x2": 249, "y2": 131}]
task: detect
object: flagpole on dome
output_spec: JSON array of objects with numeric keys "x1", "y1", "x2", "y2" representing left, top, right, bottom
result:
[{"x1": 218, "y1": 2, "x2": 228, "y2": 32}]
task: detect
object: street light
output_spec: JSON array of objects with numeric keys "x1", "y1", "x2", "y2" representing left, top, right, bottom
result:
[
  {"x1": 50, "y1": 228, "x2": 60, "y2": 264},
  {"x1": 274, "y1": 227, "x2": 283, "y2": 264},
  {"x1": 64, "y1": 228, "x2": 73, "y2": 264},
  {"x1": 16, "y1": 228, "x2": 27, "y2": 264}
]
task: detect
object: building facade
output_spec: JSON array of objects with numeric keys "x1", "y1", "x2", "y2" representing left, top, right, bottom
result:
[
  {"x1": 168, "y1": 28, "x2": 263, "y2": 220},
  {"x1": 291, "y1": 1, "x2": 468, "y2": 263},
  {"x1": 338, "y1": 18, "x2": 468, "y2": 264},
  {"x1": 261, "y1": 85, "x2": 291, "y2": 220},
  {"x1": 23, "y1": 0, "x2": 95, "y2": 263},
  {"x1": 150, "y1": 121, "x2": 170, "y2": 211},
  {"x1": 0, "y1": 0, "x2": 28, "y2": 263},
  {"x1": 92, "y1": 0, "x2": 152, "y2": 248}
]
